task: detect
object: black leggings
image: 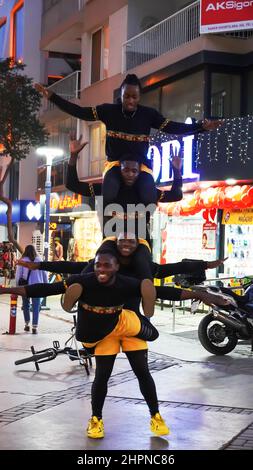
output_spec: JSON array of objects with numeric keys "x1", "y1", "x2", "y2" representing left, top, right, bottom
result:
[
  {"x1": 102, "y1": 166, "x2": 157, "y2": 206},
  {"x1": 91, "y1": 350, "x2": 159, "y2": 418}
]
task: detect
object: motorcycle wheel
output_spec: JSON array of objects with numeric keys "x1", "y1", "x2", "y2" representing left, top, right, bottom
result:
[{"x1": 198, "y1": 313, "x2": 238, "y2": 355}]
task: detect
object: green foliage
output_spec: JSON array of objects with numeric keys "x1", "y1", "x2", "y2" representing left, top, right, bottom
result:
[{"x1": 0, "y1": 58, "x2": 48, "y2": 161}]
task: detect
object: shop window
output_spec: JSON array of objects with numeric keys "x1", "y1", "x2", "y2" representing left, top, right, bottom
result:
[
  {"x1": 247, "y1": 70, "x2": 253, "y2": 115},
  {"x1": 141, "y1": 88, "x2": 160, "y2": 111},
  {"x1": 211, "y1": 73, "x2": 240, "y2": 118},
  {"x1": 0, "y1": 17, "x2": 6, "y2": 58},
  {"x1": 10, "y1": 1, "x2": 24, "y2": 62},
  {"x1": 90, "y1": 26, "x2": 108, "y2": 84},
  {"x1": 161, "y1": 71, "x2": 204, "y2": 121},
  {"x1": 89, "y1": 123, "x2": 106, "y2": 177}
]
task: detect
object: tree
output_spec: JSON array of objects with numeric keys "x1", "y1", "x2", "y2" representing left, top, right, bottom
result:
[{"x1": 0, "y1": 58, "x2": 48, "y2": 254}]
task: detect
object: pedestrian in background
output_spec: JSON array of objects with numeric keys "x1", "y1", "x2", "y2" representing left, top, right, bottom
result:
[{"x1": 15, "y1": 245, "x2": 48, "y2": 334}]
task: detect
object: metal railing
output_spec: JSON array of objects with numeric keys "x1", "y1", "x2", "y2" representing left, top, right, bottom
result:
[
  {"x1": 122, "y1": 0, "x2": 253, "y2": 72},
  {"x1": 122, "y1": 1, "x2": 200, "y2": 71},
  {"x1": 43, "y1": 71, "x2": 81, "y2": 112}
]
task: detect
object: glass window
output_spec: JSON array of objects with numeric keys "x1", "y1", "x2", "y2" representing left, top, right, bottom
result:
[
  {"x1": 211, "y1": 73, "x2": 240, "y2": 118},
  {"x1": 161, "y1": 71, "x2": 204, "y2": 121},
  {"x1": 89, "y1": 123, "x2": 106, "y2": 176},
  {"x1": 0, "y1": 19, "x2": 6, "y2": 58},
  {"x1": 141, "y1": 88, "x2": 160, "y2": 111},
  {"x1": 91, "y1": 29, "x2": 102, "y2": 84},
  {"x1": 247, "y1": 70, "x2": 253, "y2": 115}
]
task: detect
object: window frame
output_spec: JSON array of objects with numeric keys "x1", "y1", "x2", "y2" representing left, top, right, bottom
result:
[{"x1": 10, "y1": 0, "x2": 24, "y2": 62}]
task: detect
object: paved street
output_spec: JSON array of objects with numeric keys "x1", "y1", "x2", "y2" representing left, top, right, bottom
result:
[{"x1": 0, "y1": 295, "x2": 253, "y2": 452}]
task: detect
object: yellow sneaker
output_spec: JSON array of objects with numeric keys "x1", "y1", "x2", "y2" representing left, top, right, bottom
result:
[
  {"x1": 150, "y1": 413, "x2": 170, "y2": 436},
  {"x1": 86, "y1": 416, "x2": 104, "y2": 439}
]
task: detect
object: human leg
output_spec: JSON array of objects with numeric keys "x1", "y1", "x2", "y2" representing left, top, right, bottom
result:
[
  {"x1": 22, "y1": 297, "x2": 30, "y2": 331},
  {"x1": 136, "y1": 171, "x2": 157, "y2": 205},
  {"x1": 102, "y1": 166, "x2": 122, "y2": 206},
  {"x1": 31, "y1": 298, "x2": 41, "y2": 333},
  {"x1": 87, "y1": 354, "x2": 117, "y2": 439},
  {"x1": 125, "y1": 349, "x2": 170, "y2": 436}
]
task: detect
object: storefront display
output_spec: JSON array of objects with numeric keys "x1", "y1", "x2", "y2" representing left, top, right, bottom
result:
[
  {"x1": 73, "y1": 213, "x2": 102, "y2": 262},
  {"x1": 153, "y1": 210, "x2": 218, "y2": 280},
  {"x1": 223, "y1": 209, "x2": 253, "y2": 277}
]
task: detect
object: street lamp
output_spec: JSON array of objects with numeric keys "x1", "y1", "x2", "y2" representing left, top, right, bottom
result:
[{"x1": 36, "y1": 147, "x2": 64, "y2": 261}]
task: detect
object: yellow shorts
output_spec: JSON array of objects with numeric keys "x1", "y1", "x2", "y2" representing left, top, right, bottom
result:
[
  {"x1": 103, "y1": 161, "x2": 153, "y2": 177},
  {"x1": 83, "y1": 309, "x2": 147, "y2": 356}
]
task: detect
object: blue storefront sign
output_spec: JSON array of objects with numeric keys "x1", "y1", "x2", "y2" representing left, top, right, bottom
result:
[{"x1": 0, "y1": 200, "x2": 43, "y2": 224}]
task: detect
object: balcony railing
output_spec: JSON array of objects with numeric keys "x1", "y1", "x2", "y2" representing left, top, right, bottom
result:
[
  {"x1": 43, "y1": 71, "x2": 81, "y2": 112},
  {"x1": 122, "y1": 0, "x2": 253, "y2": 72}
]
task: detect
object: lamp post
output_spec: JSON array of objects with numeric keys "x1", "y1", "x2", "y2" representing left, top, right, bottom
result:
[{"x1": 36, "y1": 147, "x2": 64, "y2": 261}]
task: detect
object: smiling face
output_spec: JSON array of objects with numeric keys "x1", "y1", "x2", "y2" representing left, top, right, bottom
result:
[
  {"x1": 116, "y1": 233, "x2": 138, "y2": 257},
  {"x1": 121, "y1": 84, "x2": 140, "y2": 112},
  {"x1": 94, "y1": 253, "x2": 119, "y2": 284},
  {"x1": 120, "y1": 160, "x2": 140, "y2": 186}
]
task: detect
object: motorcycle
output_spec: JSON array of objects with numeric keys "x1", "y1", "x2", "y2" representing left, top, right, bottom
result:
[
  {"x1": 173, "y1": 271, "x2": 253, "y2": 355},
  {"x1": 198, "y1": 283, "x2": 253, "y2": 355}
]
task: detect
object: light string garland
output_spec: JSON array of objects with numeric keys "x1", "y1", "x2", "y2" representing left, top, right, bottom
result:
[{"x1": 149, "y1": 115, "x2": 253, "y2": 168}]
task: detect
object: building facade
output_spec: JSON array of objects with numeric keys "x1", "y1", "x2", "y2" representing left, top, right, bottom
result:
[{"x1": 19, "y1": 0, "x2": 253, "y2": 273}]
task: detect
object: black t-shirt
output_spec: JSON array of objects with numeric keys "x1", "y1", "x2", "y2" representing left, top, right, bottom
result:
[
  {"x1": 50, "y1": 93, "x2": 204, "y2": 165},
  {"x1": 66, "y1": 272, "x2": 141, "y2": 342}
]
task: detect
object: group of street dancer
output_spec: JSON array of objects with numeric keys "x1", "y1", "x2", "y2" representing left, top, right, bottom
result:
[{"x1": 0, "y1": 74, "x2": 228, "y2": 439}]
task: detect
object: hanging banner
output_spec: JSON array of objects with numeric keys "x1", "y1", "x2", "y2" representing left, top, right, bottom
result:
[
  {"x1": 222, "y1": 208, "x2": 253, "y2": 224},
  {"x1": 200, "y1": 1, "x2": 253, "y2": 34}
]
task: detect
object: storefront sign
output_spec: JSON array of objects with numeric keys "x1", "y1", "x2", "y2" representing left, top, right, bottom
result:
[
  {"x1": 222, "y1": 208, "x2": 253, "y2": 224},
  {"x1": 0, "y1": 200, "x2": 43, "y2": 223},
  {"x1": 147, "y1": 118, "x2": 200, "y2": 184},
  {"x1": 200, "y1": 0, "x2": 253, "y2": 33},
  {"x1": 50, "y1": 193, "x2": 82, "y2": 211}
]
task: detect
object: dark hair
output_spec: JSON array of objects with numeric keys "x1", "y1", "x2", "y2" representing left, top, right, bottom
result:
[
  {"x1": 22, "y1": 245, "x2": 37, "y2": 262},
  {"x1": 120, "y1": 74, "x2": 142, "y2": 92},
  {"x1": 95, "y1": 249, "x2": 119, "y2": 264},
  {"x1": 119, "y1": 153, "x2": 141, "y2": 164}
]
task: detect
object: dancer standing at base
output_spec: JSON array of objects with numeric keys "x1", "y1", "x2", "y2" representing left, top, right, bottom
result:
[{"x1": 2, "y1": 251, "x2": 170, "y2": 438}]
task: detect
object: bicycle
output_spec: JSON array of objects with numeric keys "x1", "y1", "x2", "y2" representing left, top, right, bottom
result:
[{"x1": 14, "y1": 316, "x2": 93, "y2": 375}]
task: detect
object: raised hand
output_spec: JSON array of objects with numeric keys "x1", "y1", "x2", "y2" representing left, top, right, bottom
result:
[
  {"x1": 69, "y1": 134, "x2": 88, "y2": 155},
  {"x1": 202, "y1": 119, "x2": 224, "y2": 131},
  {"x1": 34, "y1": 83, "x2": 52, "y2": 99},
  {"x1": 16, "y1": 260, "x2": 40, "y2": 270},
  {"x1": 171, "y1": 155, "x2": 183, "y2": 171}
]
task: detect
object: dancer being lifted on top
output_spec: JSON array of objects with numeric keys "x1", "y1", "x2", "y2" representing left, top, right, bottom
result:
[{"x1": 35, "y1": 73, "x2": 222, "y2": 208}]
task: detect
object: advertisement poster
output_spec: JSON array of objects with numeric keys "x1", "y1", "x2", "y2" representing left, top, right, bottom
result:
[
  {"x1": 202, "y1": 221, "x2": 217, "y2": 249},
  {"x1": 200, "y1": 0, "x2": 253, "y2": 34}
]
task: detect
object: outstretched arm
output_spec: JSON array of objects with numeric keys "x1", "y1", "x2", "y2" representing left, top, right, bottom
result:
[
  {"x1": 35, "y1": 83, "x2": 98, "y2": 121},
  {"x1": 154, "y1": 257, "x2": 227, "y2": 279},
  {"x1": 156, "y1": 285, "x2": 231, "y2": 307},
  {"x1": 0, "y1": 282, "x2": 66, "y2": 298},
  {"x1": 17, "y1": 259, "x2": 87, "y2": 274},
  {"x1": 151, "y1": 108, "x2": 223, "y2": 135}
]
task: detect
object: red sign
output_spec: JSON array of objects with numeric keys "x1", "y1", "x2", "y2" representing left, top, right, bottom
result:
[{"x1": 200, "y1": 1, "x2": 253, "y2": 33}]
